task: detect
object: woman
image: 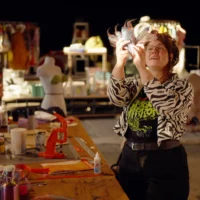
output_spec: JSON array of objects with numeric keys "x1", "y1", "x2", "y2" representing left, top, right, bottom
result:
[{"x1": 107, "y1": 30, "x2": 194, "y2": 200}]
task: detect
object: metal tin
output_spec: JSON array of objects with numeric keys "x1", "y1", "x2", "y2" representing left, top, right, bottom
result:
[{"x1": 35, "y1": 132, "x2": 45, "y2": 151}]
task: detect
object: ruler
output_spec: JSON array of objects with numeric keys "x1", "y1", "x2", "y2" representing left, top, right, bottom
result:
[{"x1": 74, "y1": 137, "x2": 95, "y2": 158}]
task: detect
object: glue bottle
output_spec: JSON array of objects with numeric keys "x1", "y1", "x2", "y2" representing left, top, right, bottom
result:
[{"x1": 94, "y1": 152, "x2": 101, "y2": 174}]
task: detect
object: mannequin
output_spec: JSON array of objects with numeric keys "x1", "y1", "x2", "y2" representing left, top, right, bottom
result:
[{"x1": 36, "y1": 56, "x2": 67, "y2": 116}]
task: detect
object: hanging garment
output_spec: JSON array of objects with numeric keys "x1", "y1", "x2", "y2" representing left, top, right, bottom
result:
[{"x1": 10, "y1": 30, "x2": 30, "y2": 70}]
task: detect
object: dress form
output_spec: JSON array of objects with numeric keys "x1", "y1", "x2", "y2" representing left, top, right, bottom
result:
[{"x1": 37, "y1": 56, "x2": 67, "y2": 116}]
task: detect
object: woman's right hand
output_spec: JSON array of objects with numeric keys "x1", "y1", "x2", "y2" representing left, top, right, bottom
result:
[
  {"x1": 115, "y1": 38, "x2": 130, "y2": 67},
  {"x1": 131, "y1": 44, "x2": 146, "y2": 70}
]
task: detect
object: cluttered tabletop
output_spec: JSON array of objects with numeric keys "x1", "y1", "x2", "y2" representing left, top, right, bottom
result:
[{"x1": 0, "y1": 112, "x2": 129, "y2": 200}]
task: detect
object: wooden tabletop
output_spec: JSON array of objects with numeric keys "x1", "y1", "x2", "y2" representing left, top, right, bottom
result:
[
  {"x1": 29, "y1": 176, "x2": 129, "y2": 200},
  {"x1": 2, "y1": 117, "x2": 129, "y2": 200}
]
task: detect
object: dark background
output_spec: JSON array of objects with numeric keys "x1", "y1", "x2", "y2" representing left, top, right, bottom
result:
[{"x1": 0, "y1": 3, "x2": 199, "y2": 57}]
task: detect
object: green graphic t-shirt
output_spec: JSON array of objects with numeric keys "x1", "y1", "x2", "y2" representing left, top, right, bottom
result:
[{"x1": 127, "y1": 88, "x2": 159, "y2": 142}]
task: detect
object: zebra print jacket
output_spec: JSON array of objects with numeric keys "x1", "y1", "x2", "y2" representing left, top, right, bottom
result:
[{"x1": 107, "y1": 73, "x2": 194, "y2": 146}]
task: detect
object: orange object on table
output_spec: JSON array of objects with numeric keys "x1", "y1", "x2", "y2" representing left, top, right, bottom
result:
[{"x1": 38, "y1": 112, "x2": 67, "y2": 159}]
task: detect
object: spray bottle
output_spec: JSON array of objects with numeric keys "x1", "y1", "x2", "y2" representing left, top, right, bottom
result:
[
  {"x1": 94, "y1": 152, "x2": 101, "y2": 174},
  {"x1": 1, "y1": 165, "x2": 20, "y2": 200}
]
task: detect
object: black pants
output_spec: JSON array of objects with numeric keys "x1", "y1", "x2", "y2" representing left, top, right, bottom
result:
[{"x1": 118, "y1": 144, "x2": 189, "y2": 200}]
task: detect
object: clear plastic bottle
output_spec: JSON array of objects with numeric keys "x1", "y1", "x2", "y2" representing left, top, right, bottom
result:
[
  {"x1": 1, "y1": 165, "x2": 20, "y2": 200},
  {"x1": 0, "y1": 101, "x2": 8, "y2": 129},
  {"x1": 94, "y1": 152, "x2": 101, "y2": 174},
  {"x1": 0, "y1": 165, "x2": 5, "y2": 184},
  {"x1": 5, "y1": 141, "x2": 15, "y2": 160}
]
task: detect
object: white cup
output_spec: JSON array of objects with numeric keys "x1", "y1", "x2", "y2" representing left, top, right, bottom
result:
[{"x1": 10, "y1": 128, "x2": 27, "y2": 155}]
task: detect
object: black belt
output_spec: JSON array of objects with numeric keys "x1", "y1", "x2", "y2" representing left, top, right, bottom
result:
[
  {"x1": 45, "y1": 93, "x2": 63, "y2": 95},
  {"x1": 125, "y1": 140, "x2": 180, "y2": 151}
]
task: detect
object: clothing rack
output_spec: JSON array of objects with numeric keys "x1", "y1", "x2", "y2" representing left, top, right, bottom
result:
[
  {"x1": 0, "y1": 21, "x2": 38, "y2": 26},
  {"x1": 134, "y1": 18, "x2": 182, "y2": 39},
  {"x1": 134, "y1": 17, "x2": 187, "y2": 78},
  {"x1": 0, "y1": 21, "x2": 40, "y2": 69}
]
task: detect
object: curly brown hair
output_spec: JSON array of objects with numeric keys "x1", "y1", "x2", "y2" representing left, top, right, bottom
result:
[{"x1": 145, "y1": 30, "x2": 180, "y2": 82}]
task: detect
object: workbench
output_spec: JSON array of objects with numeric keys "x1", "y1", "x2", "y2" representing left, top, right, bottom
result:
[
  {"x1": 3, "y1": 95, "x2": 122, "y2": 119},
  {"x1": 0, "y1": 117, "x2": 129, "y2": 200}
]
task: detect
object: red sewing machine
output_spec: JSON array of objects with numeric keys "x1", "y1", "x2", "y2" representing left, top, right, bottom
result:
[{"x1": 38, "y1": 112, "x2": 67, "y2": 159}]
